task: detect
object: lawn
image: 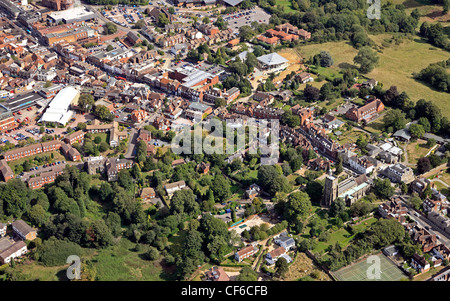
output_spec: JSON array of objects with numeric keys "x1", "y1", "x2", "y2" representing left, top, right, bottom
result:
[
  {"x1": 275, "y1": 0, "x2": 296, "y2": 13},
  {"x1": 298, "y1": 41, "x2": 359, "y2": 73},
  {"x1": 363, "y1": 118, "x2": 385, "y2": 134},
  {"x1": 440, "y1": 171, "x2": 450, "y2": 186},
  {"x1": 318, "y1": 98, "x2": 346, "y2": 112},
  {"x1": 406, "y1": 139, "x2": 433, "y2": 165},
  {"x1": 336, "y1": 129, "x2": 369, "y2": 145},
  {"x1": 350, "y1": 217, "x2": 378, "y2": 233},
  {"x1": 89, "y1": 132, "x2": 109, "y2": 144},
  {"x1": 15, "y1": 261, "x2": 69, "y2": 281},
  {"x1": 312, "y1": 228, "x2": 354, "y2": 254}
]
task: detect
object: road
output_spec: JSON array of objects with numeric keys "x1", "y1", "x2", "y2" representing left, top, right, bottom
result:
[
  {"x1": 399, "y1": 196, "x2": 450, "y2": 246},
  {"x1": 125, "y1": 128, "x2": 138, "y2": 159}
]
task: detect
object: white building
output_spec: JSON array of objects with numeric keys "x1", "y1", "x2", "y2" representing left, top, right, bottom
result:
[
  {"x1": 39, "y1": 86, "x2": 79, "y2": 125},
  {"x1": 0, "y1": 241, "x2": 27, "y2": 264},
  {"x1": 257, "y1": 53, "x2": 288, "y2": 73},
  {"x1": 0, "y1": 223, "x2": 6, "y2": 237}
]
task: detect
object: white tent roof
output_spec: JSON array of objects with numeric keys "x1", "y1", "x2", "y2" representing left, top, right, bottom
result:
[
  {"x1": 40, "y1": 86, "x2": 78, "y2": 125},
  {"x1": 257, "y1": 53, "x2": 288, "y2": 66}
]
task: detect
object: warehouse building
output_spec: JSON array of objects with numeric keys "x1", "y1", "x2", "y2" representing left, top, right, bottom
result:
[{"x1": 39, "y1": 86, "x2": 79, "y2": 125}]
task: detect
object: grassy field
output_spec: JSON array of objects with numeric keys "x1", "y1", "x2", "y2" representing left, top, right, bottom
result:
[
  {"x1": 15, "y1": 261, "x2": 69, "y2": 281},
  {"x1": 91, "y1": 238, "x2": 177, "y2": 281},
  {"x1": 367, "y1": 34, "x2": 450, "y2": 117},
  {"x1": 406, "y1": 139, "x2": 433, "y2": 165},
  {"x1": 298, "y1": 36, "x2": 450, "y2": 118},
  {"x1": 284, "y1": 252, "x2": 331, "y2": 281},
  {"x1": 275, "y1": 0, "x2": 296, "y2": 13},
  {"x1": 312, "y1": 228, "x2": 354, "y2": 254}
]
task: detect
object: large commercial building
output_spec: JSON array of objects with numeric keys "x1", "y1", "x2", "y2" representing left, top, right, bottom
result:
[
  {"x1": 47, "y1": 6, "x2": 96, "y2": 24},
  {"x1": 44, "y1": 26, "x2": 97, "y2": 46},
  {"x1": 39, "y1": 86, "x2": 79, "y2": 125},
  {"x1": 257, "y1": 53, "x2": 288, "y2": 73}
]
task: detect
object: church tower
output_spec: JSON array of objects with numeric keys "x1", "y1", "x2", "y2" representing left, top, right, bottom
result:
[{"x1": 322, "y1": 174, "x2": 338, "y2": 207}]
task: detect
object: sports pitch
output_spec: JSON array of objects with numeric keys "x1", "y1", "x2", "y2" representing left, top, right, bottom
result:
[{"x1": 333, "y1": 253, "x2": 407, "y2": 281}]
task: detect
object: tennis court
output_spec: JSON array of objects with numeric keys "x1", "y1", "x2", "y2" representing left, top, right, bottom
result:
[{"x1": 333, "y1": 253, "x2": 407, "y2": 281}]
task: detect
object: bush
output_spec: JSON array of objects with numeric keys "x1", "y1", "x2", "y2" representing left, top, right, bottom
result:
[{"x1": 35, "y1": 237, "x2": 82, "y2": 267}]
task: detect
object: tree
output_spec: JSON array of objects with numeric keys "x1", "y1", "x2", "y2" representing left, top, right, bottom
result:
[
  {"x1": 158, "y1": 13, "x2": 170, "y2": 26},
  {"x1": 303, "y1": 85, "x2": 320, "y2": 101},
  {"x1": 104, "y1": 22, "x2": 118, "y2": 35},
  {"x1": 330, "y1": 198, "x2": 346, "y2": 217},
  {"x1": 238, "y1": 25, "x2": 255, "y2": 42},
  {"x1": 373, "y1": 178, "x2": 394, "y2": 199},
  {"x1": 305, "y1": 181, "x2": 324, "y2": 204},
  {"x1": 211, "y1": 175, "x2": 231, "y2": 203},
  {"x1": 78, "y1": 94, "x2": 95, "y2": 113},
  {"x1": 94, "y1": 105, "x2": 113, "y2": 121},
  {"x1": 35, "y1": 237, "x2": 82, "y2": 267},
  {"x1": 319, "y1": 51, "x2": 333, "y2": 67},
  {"x1": 409, "y1": 123, "x2": 425, "y2": 139},
  {"x1": 353, "y1": 47, "x2": 379, "y2": 73},
  {"x1": 146, "y1": 246, "x2": 160, "y2": 261},
  {"x1": 383, "y1": 109, "x2": 407, "y2": 132},
  {"x1": 417, "y1": 157, "x2": 432, "y2": 174},
  {"x1": 335, "y1": 157, "x2": 343, "y2": 175},
  {"x1": 236, "y1": 266, "x2": 258, "y2": 281},
  {"x1": 285, "y1": 191, "x2": 312, "y2": 222},
  {"x1": 275, "y1": 257, "x2": 289, "y2": 278}
]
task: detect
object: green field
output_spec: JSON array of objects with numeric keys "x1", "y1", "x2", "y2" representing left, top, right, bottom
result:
[
  {"x1": 276, "y1": 0, "x2": 296, "y2": 13},
  {"x1": 91, "y1": 238, "x2": 176, "y2": 281},
  {"x1": 312, "y1": 228, "x2": 354, "y2": 254},
  {"x1": 298, "y1": 36, "x2": 450, "y2": 118},
  {"x1": 333, "y1": 253, "x2": 407, "y2": 281}
]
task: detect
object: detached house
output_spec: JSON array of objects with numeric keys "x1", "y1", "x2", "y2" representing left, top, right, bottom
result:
[{"x1": 235, "y1": 245, "x2": 258, "y2": 262}]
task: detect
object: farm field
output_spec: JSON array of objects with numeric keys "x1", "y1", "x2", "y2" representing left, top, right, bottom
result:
[{"x1": 297, "y1": 35, "x2": 450, "y2": 118}]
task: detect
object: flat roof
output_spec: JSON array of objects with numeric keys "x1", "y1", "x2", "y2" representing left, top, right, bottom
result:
[{"x1": 49, "y1": 6, "x2": 96, "y2": 22}]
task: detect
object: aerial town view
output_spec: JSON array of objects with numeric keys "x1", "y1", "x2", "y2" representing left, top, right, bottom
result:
[{"x1": 0, "y1": 0, "x2": 449, "y2": 290}]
